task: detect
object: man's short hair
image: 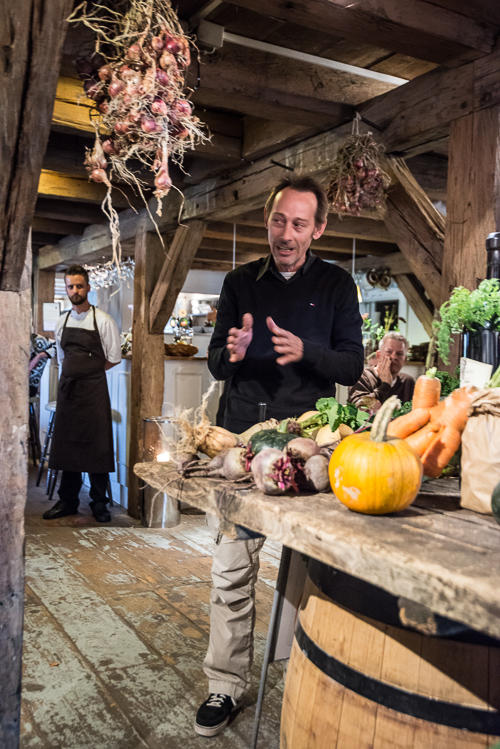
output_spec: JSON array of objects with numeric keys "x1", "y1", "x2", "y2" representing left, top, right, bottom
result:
[
  {"x1": 265, "y1": 175, "x2": 329, "y2": 228},
  {"x1": 64, "y1": 265, "x2": 89, "y2": 284},
  {"x1": 379, "y1": 332, "x2": 410, "y2": 353}
]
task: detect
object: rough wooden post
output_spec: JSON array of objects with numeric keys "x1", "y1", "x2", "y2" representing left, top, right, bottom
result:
[
  {"x1": 382, "y1": 157, "x2": 445, "y2": 309},
  {"x1": 33, "y1": 256, "x2": 55, "y2": 337},
  {"x1": 1, "y1": 2, "x2": 73, "y2": 745},
  {"x1": 0, "y1": 251, "x2": 31, "y2": 749},
  {"x1": 149, "y1": 221, "x2": 207, "y2": 333},
  {"x1": 127, "y1": 224, "x2": 166, "y2": 518},
  {"x1": 442, "y1": 105, "x2": 500, "y2": 300},
  {"x1": 439, "y1": 105, "x2": 500, "y2": 370}
]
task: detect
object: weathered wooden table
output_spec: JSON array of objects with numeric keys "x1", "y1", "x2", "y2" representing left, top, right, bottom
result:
[
  {"x1": 135, "y1": 464, "x2": 500, "y2": 746},
  {"x1": 133, "y1": 463, "x2": 500, "y2": 640}
]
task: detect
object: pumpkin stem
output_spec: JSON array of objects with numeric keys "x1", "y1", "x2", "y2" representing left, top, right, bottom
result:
[{"x1": 370, "y1": 395, "x2": 401, "y2": 442}]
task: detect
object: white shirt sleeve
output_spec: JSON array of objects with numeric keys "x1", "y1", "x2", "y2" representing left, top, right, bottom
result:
[
  {"x1": 54, "y1": 314, "x2": 66, "y2": 364},
  {"x1": 97, "y1": 312, "x2": 122, "y2": 363}
]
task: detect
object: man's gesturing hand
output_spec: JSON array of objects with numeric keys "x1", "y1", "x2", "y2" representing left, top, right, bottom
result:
[
  {"x1": 227, "y1": 313, "x2": 253, "y2": 362},
  {"x1": 267, "y1": 316, "x2": 304, "y2": 365}
]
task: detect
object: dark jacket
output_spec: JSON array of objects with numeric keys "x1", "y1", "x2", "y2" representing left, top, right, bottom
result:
[
  {"x1": 347, "y1": 365, "x2": 415, "y2": 407},
  {"x1": 208, "y1": 252, "x2": 364, "y2": 431}
]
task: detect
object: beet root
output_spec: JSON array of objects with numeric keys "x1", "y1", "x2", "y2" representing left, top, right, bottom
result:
[
  {"x1": 251, "y1": 448, "x2": 297, "y2": 495},
  {"x1": 222, "y1": 447, "x2": 248, "y2": 480},
  {"x1": 304, "y1": 454, "x2": 331, "y2": 493},
  {"x1": 285, "y1": 437, "x2": 320, "y2": 463}
]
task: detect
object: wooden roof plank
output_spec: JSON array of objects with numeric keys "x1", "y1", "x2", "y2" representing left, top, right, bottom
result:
[
  {"x1": 226, "y1": 0, "x2": 497, "y2": 64},
  {"x1": 39, "y1": 48, "x2": 500, "y2": 267}
]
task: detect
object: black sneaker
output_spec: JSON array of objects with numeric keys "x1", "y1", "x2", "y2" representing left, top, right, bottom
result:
[{"x1": 194, "y1": 693, "x2": 240, "y2": 737}]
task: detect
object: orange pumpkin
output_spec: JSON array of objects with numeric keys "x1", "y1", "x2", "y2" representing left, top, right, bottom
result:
[{"x1": 328, "y1": 395, "x2": 423, "y2": 514}]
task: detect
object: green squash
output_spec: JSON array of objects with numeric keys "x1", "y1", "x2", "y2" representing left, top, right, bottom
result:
[
  {"x1": 248, "y1": 429, "x2": 296, "y2": 455},
  {"x1": 491, "y1": 480, "x2": 500, "y2": 525}
]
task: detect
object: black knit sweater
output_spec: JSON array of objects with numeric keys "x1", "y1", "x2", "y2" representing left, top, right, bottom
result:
[{"x1": 208, "y1": 252, "x2": 364, "y2": 428}]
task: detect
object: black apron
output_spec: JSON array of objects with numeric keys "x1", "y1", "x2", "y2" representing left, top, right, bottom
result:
[{"x1": 49, "y1": 306, "x2": 115, "y2": 473}]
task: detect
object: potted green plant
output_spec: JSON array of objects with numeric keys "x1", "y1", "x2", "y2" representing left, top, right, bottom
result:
[{"x1": 434, "y1": 279, "x2": 500, "y2": 365}]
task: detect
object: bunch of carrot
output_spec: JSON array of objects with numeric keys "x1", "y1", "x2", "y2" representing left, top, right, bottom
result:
[{"x1": 387, "y1": 368, "x2": 476, "y2": 478}]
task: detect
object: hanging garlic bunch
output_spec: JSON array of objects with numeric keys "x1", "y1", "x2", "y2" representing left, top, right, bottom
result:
[{"x1": 70, "y1": 0, "x2": 207, "y2": 222}]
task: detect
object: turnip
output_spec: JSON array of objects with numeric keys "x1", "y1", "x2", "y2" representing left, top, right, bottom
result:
[
  {"x1": 222, "y1": 447, "x2": 248, "y2": 481},
  {"x1": 304, "y1": 454, "x2": 331, "y2": 493},
  {"x1": 196, "y1": 425, "x2": 238, "y2": 458},
  {"x1": 251, "y1": 448, "x2": 297, "y2": 495},
  {"x1": 183, "y1": 449, "x2": 230, "y2": 478},
  {"x1": 315, "y1": 423, "x2": 353, "y2": 447}
]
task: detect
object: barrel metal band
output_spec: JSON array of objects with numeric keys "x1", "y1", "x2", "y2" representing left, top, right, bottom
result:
[
  {"x1": 295, "y1": 620, "x2": 500, "y2": 734},
  {"x1": 307, "y1": 559, "x2": 500, "y2": 647}
]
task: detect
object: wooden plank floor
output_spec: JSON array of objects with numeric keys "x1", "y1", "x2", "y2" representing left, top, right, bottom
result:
[{"x1": 21, "y1": 467, "x2": 283, "y2": 748}]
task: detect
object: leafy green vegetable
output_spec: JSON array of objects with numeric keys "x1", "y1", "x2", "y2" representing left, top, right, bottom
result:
[
  {"x1": 434, "y1": 279, "x2": 500, "y2": 363},
  {"x1": 281, "y1": 397, "x2": 371, "y2": 437},
  {"x1": 316, "y1": 397, "x2": 370, "y2": 431},
  {"x1": 392, "y1": 401, "x2": 413, "y2": 418},
  {"x1": 434, "y1": 369, "x2": 460, "y2": 398}
]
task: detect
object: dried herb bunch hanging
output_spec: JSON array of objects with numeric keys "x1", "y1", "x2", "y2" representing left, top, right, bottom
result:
[
  {"x1": 68, "y1": 0, "x2": 207, "y2": 264},
  {"x1": 327, "y1": 116, "x2": 390, "y2": 217}
]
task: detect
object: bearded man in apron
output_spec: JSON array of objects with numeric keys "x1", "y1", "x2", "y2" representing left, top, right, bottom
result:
[{"x1": 43, "y1": 265, "x2": 121, "y2": 523}]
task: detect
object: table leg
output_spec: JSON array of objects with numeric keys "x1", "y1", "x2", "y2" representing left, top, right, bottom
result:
[{"x1": 250, "y1": 545, "x2": 293, "y2": 749}]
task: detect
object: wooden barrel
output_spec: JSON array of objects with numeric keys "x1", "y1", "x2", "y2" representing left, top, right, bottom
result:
[{"x1": 281, "y1": 560, "x2": 500, "y2": 749}]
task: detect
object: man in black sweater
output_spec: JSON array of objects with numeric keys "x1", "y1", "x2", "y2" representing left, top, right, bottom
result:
[{"x1": 195, "y1": 176, "x2": 364, "y2": 737}]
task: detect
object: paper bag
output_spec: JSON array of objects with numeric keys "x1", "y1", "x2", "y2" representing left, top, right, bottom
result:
[{"x1": 460, "y1": 388, "x2": 500, "y2": 514}]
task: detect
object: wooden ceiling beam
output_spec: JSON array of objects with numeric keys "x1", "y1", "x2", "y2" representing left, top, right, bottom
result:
[
  {"x1": 189, "y1": 42, "x2": 397, "y2": 125},
  {"x1": 359, "y1": 56, "x2": 478, "y2": 155},
  {"x1": 31, "y1": 217, "x2": 86, "y2": 236},
  {"x1": 52, "y1": 77, "x2": 242, "y2": 161},
  {"x1": 235, "y1": 210, "x2": 395, "y2": 242},
  {"x1": 199, "y1": 234, "x2": 397, "y2": 256},
  {"x1": 191, "y1": 87, "x2": 349, "y2": 132},
  {"x1": 336, "y1": 252, "x2": 411, "y2": 276},
  {"x1": 41, "y1": 47, "x2": 500, "y2": 265},
  {"x1": 38, "y1": 170, "x2": 140, "y2": 209},
  {"x1": 181, "y1": 157, "x2": 244, "y2": 185},
  {"x1": 428, "y1": 0, "x2": 500, "y2": 27},
  {"x1": 243, "y1": 117, "x2": 322, "y2": 161},
  {"x1": 34, "y1": 197, "x2": 107, "y2": 225},
  {"x1": 195, "y1": 248, "x2": 265, "y2": 264},
  {"x1": 194, "y1": 247, "x2": 357, "y2": 266},
  {"x1": 226, "y1": 0, "x2": 497, "y2": 64},
  {"x1": 32, "y1": 231, "x2": 66, "y2": 246},
  {"x1": 205, "y1": 223, "x2": 268, "y2": 245}
]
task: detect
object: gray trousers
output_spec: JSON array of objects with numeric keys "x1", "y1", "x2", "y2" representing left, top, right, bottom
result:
[{"x1": 203, "y1": 514, "x2": 266, "y2": 701}]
